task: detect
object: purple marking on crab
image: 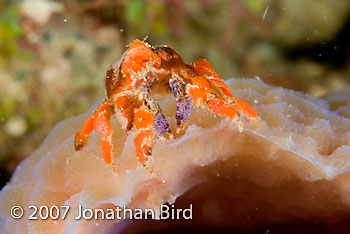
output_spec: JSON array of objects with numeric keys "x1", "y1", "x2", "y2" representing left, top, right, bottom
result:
[
  {"x1": 169, "y1": 77, "x2": 184, "y2": 97},
  {"x1": 176, "y1": 98, "x2": 191, "y2": 126},
  {"x1": 152, "y1": 112, "x2": 171, "y2": 137}
]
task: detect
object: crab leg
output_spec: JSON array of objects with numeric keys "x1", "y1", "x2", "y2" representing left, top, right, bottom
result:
[
  {"x1": 75, "y1": 100, "x2": 113, "y2": 164},
  {"x1": 189, "y1": 59, "x2": 221, "y2": 81},
  {"x1": 189, "y1": 59, "x2": 257, "y2": 120},
  {"x1": 184, "y1": 74, "x2": 239, "y2": 119},
  {"x1": 74, "y1": 117, "x2": 94, "y2": 151},
  {"x1": 231, "y1": 98, "x2": 257, "y2": 119},
  {"x1": 134, "y1": 130, "x2": 154, "y2": 165},
  {"x1": 115, "y1": 94, "x2": 154, "y2": 164},
  {"x1": 115, "y1": 95, "x2": 136, "y2": 131}
]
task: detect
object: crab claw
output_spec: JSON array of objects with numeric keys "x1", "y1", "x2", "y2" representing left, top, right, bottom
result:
[{"x1": 152, "y1": 111, "x2": 173, "y2": 140}]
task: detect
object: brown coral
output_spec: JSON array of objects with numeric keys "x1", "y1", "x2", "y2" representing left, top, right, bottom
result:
[{"x1": 0, "y1": 78, "x2": 350, "y2": 233}]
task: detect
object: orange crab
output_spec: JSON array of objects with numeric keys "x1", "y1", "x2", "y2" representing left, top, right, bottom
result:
[{"x1": 74, "y1": 39, "x2": 257, "y2": 166}]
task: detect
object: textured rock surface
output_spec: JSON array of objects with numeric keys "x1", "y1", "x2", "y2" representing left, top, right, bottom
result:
[{"x1": 0, "y1": 78, "x2": 349, "y2": 233}]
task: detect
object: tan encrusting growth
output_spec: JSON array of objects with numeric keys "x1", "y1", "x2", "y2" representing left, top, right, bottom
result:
[{"x1": 0, "y1": 78, "x2": 349, "y2": 233}]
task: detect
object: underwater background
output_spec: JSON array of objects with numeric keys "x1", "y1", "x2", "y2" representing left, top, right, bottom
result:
[
  {"x1": 0, "y1": 1, "x2": 350, "y2": 234},
  {"x1": 0, "y1": 0, "x2": 349, "y2": 204}
]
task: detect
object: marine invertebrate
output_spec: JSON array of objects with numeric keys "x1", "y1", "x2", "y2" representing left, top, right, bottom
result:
[
  {"x1": 74, "y1": 39, "x2": 256, "y2": 165},
  {"x1": 0, "y1": 78, "x2": 349, "y2": 234}
]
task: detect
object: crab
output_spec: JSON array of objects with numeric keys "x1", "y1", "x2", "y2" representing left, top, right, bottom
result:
[{"x1": 74, "y1": 39, "x2": 257, "y2": 166}]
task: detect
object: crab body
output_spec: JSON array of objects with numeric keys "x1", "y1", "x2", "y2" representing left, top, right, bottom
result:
[{"x1": 74, "y1": 40, "x2": 257, "y2": 166}]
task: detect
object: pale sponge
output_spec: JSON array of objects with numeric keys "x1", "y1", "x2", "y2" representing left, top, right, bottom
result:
[{"x1": 0, "y1": 78, "x2": 350, "y2": 233}]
